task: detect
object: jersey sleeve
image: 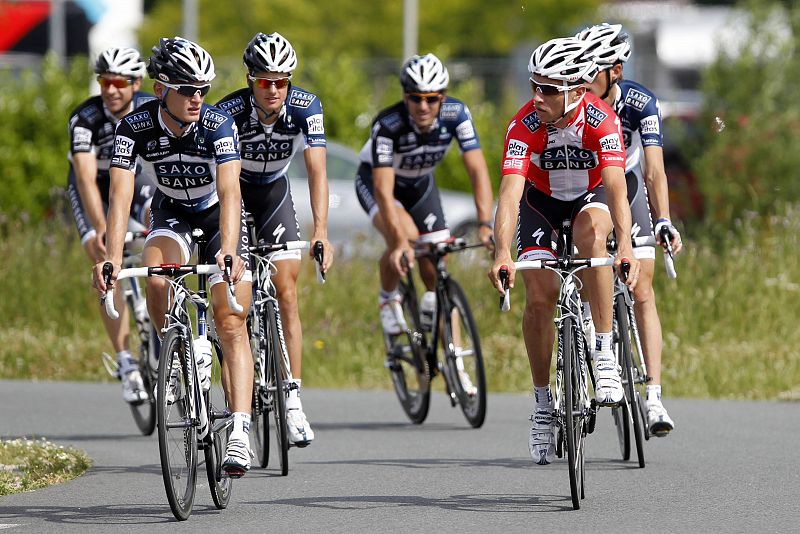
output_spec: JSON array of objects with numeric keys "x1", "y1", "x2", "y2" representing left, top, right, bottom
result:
[
  {"x1": 294, "y1": 94, "x2": 327, "y2": 149},
  {"x1": 68, "y1": 105, "x2": 100, "y2": 155},
  {"x1": 369, "y1": 119, "x2": 397, "y2": 169},
  {"x1": 637, "y1": 97, "x2": 664, "y2": 148},
  {"x1": 449, "y1": 103, "x2": 481, "y2": 153},
  {"x1": 587, "y1": 110, "x2": 626, "y2": 170},
  {"x1": 201, "y1": 108, "x2": 241, "y2": 165},
  {"x1": 109, "y1": 119, "x2": 140, "y2": 172},
  {"x1": 500, "y1": 113, "x2": 536, "y2": 177}
]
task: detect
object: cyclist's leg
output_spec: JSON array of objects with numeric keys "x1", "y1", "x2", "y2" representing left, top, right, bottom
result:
[{"x1": 572, "y1": 188, "x2": 622, "y2": 405}]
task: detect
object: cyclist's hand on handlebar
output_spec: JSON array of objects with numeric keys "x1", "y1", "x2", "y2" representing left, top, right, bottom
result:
[
  {"x1": 218, "y1": 252, "x2": 246, "y2": 284},
  {"x1": 478, "y1": 224, "x2": 495, "y2": 253},
  {"x1": 488, "y1": 256, "x2": 515, "y2": 295},
  {"x1": 655, "y1": 218, "x2": 683, "y2": 255},
  {"x1": 310, "y1": 236, "x2": 334, "y2": 274},
  {"x1": 615, "y1": 252, "x2": 640, "y2": 290},
  {"x1": 92, "y1": 260, "x2": 120, "y2": 294},
  {"x1": 390, "y1": 244, "x2": 414, "y2": 276},
  {"x1": 88, "y1": 231, "x2": 107, "y2": 263}
]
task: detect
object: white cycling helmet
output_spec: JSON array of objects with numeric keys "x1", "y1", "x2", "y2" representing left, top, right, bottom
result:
[
  {"x1": 148, "y1": 37, "x2": 216, "y2": 84},
  {"x1": 94, "y1": 47, "x2": 146, "y2": 79},
  {"x1": 528, "y1": 37, "x2": 599, "y2": 86},
  {"x1": 400, "y1": 53, "x2": 449, "y2": 93},
  {"x1": 243, "y1": 32, "x2": 297, "y2": 74},
  {"x1": 576, "y1": 23, "x2": 632, "y2": 68}
]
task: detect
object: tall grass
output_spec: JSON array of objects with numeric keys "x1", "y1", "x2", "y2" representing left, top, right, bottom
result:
[{"x1": 2, "y1": 207, "x2": 799, "y2": 401}]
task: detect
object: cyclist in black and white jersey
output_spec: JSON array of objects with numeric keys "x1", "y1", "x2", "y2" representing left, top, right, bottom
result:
[
  {"x1": 578, "y1": 23, "x2": 683, "y2": 435},
  {"x1": 354, "y1": 53, "x2": 494, "y2": 340},
  {"x1": 216, "y1": 32, "x2": 334, "y2": 446},
  {"x1": 67, "y1": 47, "x2": 155, "y2": 404},
  {"x1": 92, "y1": 37, "x2": 254, "y2": 477}
]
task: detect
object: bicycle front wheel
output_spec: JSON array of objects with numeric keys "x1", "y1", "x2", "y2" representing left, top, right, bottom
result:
[
  {"x1": 266, "y1": 302, "x2": 289, "y2": 476},
  {"x1": 562, "y1": 317, "x2": 585, "y2": 510},
  {"x1": 615, "y1": 297, "x2": 645, "y2": 468},
  {"x1": 441, "y1": 279, "x2": 486, "y2": 428},
  {"x1": 130, "y1": 321, "x2": 157, "y2": 436},
  {"x1": 205, "y1": 340, "x2": 232, "y2": 509},
  {"x1": 248, "y1": 313, "x2": 270, "y2": 468},
  {"x1": 156, "y1": 328, "x2": 197, "y2": 521},
  {"x1": 385, "y1": 280, "x2": 430, "y2": 424}
]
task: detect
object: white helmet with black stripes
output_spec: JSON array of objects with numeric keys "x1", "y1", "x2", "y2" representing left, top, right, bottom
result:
[{"x1": 95, "y1": 47, "x2": 146, "y2": 79}]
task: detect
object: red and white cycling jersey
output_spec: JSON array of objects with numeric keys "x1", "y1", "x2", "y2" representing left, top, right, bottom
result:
[{"x1": 501, "y1": 93, "x2": 625, "y2": 201}]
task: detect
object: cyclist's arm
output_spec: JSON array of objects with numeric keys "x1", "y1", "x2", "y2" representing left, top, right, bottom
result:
[
  {"x1": 462, "y1": 148, "x2": 494, "y2": 242},
  {"x1": 642, "y1": 145, "x2": 670, "y2": 222},
  {"x1": 373, "y1": 166, "x2": 404, "y2": 249},
  {"x1": 216, "y1": 159, "x2": 243, "y2": 259},
  {"x1": 602, "y1": 165, "x2": 640, "y2": 286},
  {"x1": 72, "y1": 152, "x2": 106, "y2": 240},
  {"x1": 303, "y1": 146, "x2": 333, "y2": 270},
  {"x1": 94, "y1": 166, "x2": 135, "y2": 292},
  {"x1": 489, "y1": 172, "x2": 525, "y2": 293}
]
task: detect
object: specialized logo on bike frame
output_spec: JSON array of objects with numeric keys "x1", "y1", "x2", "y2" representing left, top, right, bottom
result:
[
  {"x1": 127, "y1": 112, "x2": 154, "y2": 131},
  {"x1": 155, "y1": 162, "x2": 212, "y2": 189},
  {"x1": 439, "y1": 102, "x2": 461, "y2": 121},
  {"x1": 584, "y1": 104, "x2": 608, "y2": 128},
  {"x1": 624, "y1": 88, "x2": 651, "y2": 111},
  {"x1": 218, "y1": 96, "x2": 245, "y2": 116},
  {"x1": 539, "y1": 146, "x2": 597, "y2": 170},
  {"x1": 521, "y1": 112, "x2": 541, "y2": 133},
  {"x1": 289, "y1": 90, "x2": 315, "y2": 109},
  {"x1": 202, "y1": 110, "x2": 227, "y2": 131}
]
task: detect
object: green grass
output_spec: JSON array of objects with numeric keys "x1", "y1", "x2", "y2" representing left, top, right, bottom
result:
[
  {"x1": 0, "y1": 438, "x2": 91, "y2": 496},
  {"x1": 2, "y1": 208, "x2": 799, "y2": 401}
]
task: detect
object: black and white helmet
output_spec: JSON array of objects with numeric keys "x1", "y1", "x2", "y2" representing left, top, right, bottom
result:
[
  {"x1": 528, "y1": 37, "x2": 599, "y2": 86},
  {"x1": 243, "y1": 32, "x2": 297, "y2": 74},
  {"x1": 94, "y1": 47, "x2": 146, "y2": 79},
  {"x1": 147, "y1": 37, "x2": 216, "y2": 84},
  {"x1": 576, "y1": 23, "x2": 632, "y2": 68},
  {"x1": 400, "y1": 53, "x2": 449, "y2": 93}
]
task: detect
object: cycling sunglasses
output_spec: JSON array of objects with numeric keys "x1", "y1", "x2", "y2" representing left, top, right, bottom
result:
[
  {"x1": 248, "y1": 75, "x2": 291, "y2": 89},
  {"x1": 407, "y1": 92, "x2": 443, "y2": 104},
  {"x1": 161, "y1": 82, "x2": 211, "y2": 97},
  {"x1": 529, "y1": 78, "x2": 574, "y2": 96},
  {"x1": 97, "y1": 76, "x2": 132, "y2": 89}
]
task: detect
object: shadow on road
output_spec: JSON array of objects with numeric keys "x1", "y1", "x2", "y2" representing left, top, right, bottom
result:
[{"x1": 0, "y1": 502, "x2": 221, "y2": 525}]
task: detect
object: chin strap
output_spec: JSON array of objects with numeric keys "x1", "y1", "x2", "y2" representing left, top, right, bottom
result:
[
  {"x1": 600, "y1": 70, "x2": 616, "y2": 100},
  {"x1": 159, "y1": 87, "x2": 192, "y2": 129},
  {"x1": 545, "y1": 89, "x2": 585, "y2": 126}
]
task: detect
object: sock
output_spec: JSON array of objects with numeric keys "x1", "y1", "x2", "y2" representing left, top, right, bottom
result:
[
  {"x1": 646, "y1": 385, "x2": 662, "y2": 403},
  {"x1": 286, "y1": 379, "x2": 302, "y2": 410},
  {"x1": 595, "y1": 332, "x2": 613, "y2": 354},
  {"x1": 534, "y1": 385, "x2": 552, "y2": 409},
  {"x1": 117, "y1": 350, "x2": 136, "y2": 373},
  {"x1": 581, "y1": 301, "x2": 592, "y2": 323},
  {"x1": 379, "y1": 288, "x2": 400, "y2": 305},
  {"x1": 230, "y1": 412, "x2": 251, "y2": 442}
]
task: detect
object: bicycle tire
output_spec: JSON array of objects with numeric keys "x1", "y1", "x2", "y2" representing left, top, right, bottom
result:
[
  {"x1": 205, "y1": 340, "x2": 232, "y2": 509},
  {"x1": 612, "y1": 295, "x2": 632, "y2": 460},
  {"x1": 248, "y1": 313, "x2": 270, "y2": 468},
  {"x1": 130, "y1": 320, "x2": 157, "y2": 436},
  {"x1": 562, "y1": 317, "x2": 584, "y2": 510},
  {"x1": 266, "y1": 301, "x2": 289, "y2": 476},
  {"x1": 615, "y1": 297, "x2": 645, "y2": 468},
  {"x1": 441, "y1": 279, "x2": 486, "y2": 428},
  {"x1": 156, "y1": 328, "x2": 197, "y2": 521},
  {"x1": 627, "y1": 306, "x2": 651, "y2": 442},
  {"x1": 385, "y1": 280, "x2": 430, "y2": 424}
]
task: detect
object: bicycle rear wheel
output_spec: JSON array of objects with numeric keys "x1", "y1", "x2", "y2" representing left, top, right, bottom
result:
[
  {"x1": 441, "y1": 279, "x2": 486, "y2": 428},
  {"x1": 266, "y1": 301, "x2": 289, "y2": 476},
  {"x1": 130, "y1": 320, "x2": 157, "y2": 436},
  {"x1": 248, "y1": 313, "x2": 270, "y2": 468},
  {"x1": 615, "y1": 298, "x2": 645, "y2": 468},
  {"x1": 562, "y1": 317, "x2": 585, "y2": 510},
  {"x1": 385, "y1": 280, "x2": 430, "y2": 424},
  {"x1": 156, "y1": 328, "x2": 197, "y2": 521},
  {"x1": 205, "y1": 340, "x2": 232, "y2": 509}
]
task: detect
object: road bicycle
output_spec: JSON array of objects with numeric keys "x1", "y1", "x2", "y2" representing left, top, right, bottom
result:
[
  {"x1": 102, "y1": 230, "x2": 242, "y2": 521},
  {"x1": 100, "y1": 228, "x2": 158, "y2": 436},
  {"x1": 385, "y1": 237, "x2": 487, "y2": 428},
  {"x1": 246, "y1": 216, "x2": 325, "y2": 475},
  {"x1": 610, "y1": 226, "x2": 678, "y2": 465},
  {"x1": 499, "y1": 219, "x2": 618, "y2": 510}
]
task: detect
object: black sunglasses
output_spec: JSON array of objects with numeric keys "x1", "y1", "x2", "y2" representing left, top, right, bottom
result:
[
  {"x1": 163, "y1": 82, "x2": 211, "y2": 97},
  {"x1": 407, "y1": 93, "x2": 442, "y2": 104}
]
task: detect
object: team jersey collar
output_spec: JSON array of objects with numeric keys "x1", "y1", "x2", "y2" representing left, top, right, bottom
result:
[
  {"x1": 249, "y1": 92, "x2": 286, "y2": 127},
  {"x1": 156, "y1": 105, "x2": 197, "y2": 138}
]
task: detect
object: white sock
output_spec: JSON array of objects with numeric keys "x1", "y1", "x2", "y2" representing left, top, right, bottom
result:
[
  {"x1": 595, "y1": 332, "x2": 613, "y2": 354},
  {"x1": 117, "y1": 350, "x2": 136, "y2": 373},
  {"x1": 230, "y1": 412, "x2": 251, "y2": 442},
  {"x1": 647, "y1": 385, "x2": 662, "y2": 403},
  {"x1": 534, "y1": 385, "x2": 552, "y2": 409},
  {"x1": 286, "y1": 379, "x2": 302, "y2": 410},
  {"x1": 379, "y1": 288, "x2": 400, "y2": 305}
]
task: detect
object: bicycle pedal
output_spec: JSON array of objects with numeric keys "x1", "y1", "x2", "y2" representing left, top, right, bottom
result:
[{"x1": 101, "y1": 352, "x2": 121, "y2": 380}]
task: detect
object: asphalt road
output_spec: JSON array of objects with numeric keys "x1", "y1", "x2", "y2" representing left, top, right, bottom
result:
[{"x1": 1, "y1": 380, "x2": 798, "y2": 533}]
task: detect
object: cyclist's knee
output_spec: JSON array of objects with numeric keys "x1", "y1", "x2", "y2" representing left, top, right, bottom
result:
[{"x1": 146, "y1": 276, "x2": 169, "y2": 297}]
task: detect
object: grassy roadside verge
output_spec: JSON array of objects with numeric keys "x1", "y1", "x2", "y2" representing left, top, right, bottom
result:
[
  {"x1": 0, "y1": 438, "x2": 91, "y2": 496},
  {"x1": 1, "y1": 207, "x2": 799, "y2": 400}
]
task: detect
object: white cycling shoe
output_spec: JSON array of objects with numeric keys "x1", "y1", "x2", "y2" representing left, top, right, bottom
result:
[
  {"x1": 287, "y1": 408, "x2": 315, "y2": 447},
  {"x1": 593, "y1": 350, "x2": 624, "y2": 406},
  {"x1": 380, "y1": 299, "x2": 408, "y2": 336},
  {"x1": 529, "y1": 409, "x2": 556, "y2": 465},
  {"x1": 121, "y1": 369, "x2": 148, "y2": 404},
  {"x1": 647, "y1": 400, "x2": 675, "y2": 437},
  {"x1": 222, "y1": 437, "x2": 252, "y2": 478}
]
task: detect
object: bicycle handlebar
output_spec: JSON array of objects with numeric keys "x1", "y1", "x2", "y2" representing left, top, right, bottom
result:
[
  {"x1": 632, "y1": 234, "x2": 677, "y2": 280},
  {"x1": 101, "y1": 255, "x2": 243, "y2": 319},
  {"x1": 248, "y1": 239, "x2": 326, "y2": 285}
]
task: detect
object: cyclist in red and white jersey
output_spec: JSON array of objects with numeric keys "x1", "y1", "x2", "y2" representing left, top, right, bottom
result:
[
  {"x1": 67, "y1": 47, "x2": 155, "y2": 404},
  {"x1": 488, "y1": 37, "x2": 640, "y2": 465},
  {"x1": 578, "y1": 23, "x2": 682, "y2": 436}
]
